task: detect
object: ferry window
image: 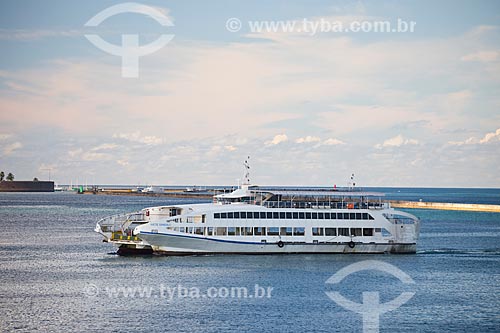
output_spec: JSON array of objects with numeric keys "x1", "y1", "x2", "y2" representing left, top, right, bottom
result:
[
  {"x1": 293, "y1": 227, "x2": 305, "y2": 236},
  {"x1": 280, "y1": 227, "x2": 293, "y2": 236},
  {"x1": 299, "y1": 212, "x2": 305, "y2": 219},
  {"x1": 369, "y1": 214, "x2": 374, "y2": 220},
  {"x1": 312, "y1": 212, "x2": 318, "y2": 219},
  {"x1": 195, "y1": 227, "x2": 203, "y2": 235},
  {"x1": 228, "y1": 227, "x2": 236, "y2": 236},
  {"x1": 262, "y1": 227, "x2": 266, "y2": 235},
  {"x1": 286, "y1": 212, "x2": 292, "y2": 219},
  {"x1": 343, "y1": 213, "x2": 350, "y2": 220},
  {"x1": 280, "y1": 212, "x2": 286, "y2": 219},
  {"x1": 221, "y1": 212, "x2": 227, "y2": 219},
  {"x1": 260, "y1": 212, "x2": 266, "y2": 219},
  {"x1": 243, "y1": 227, "x2": 253, "y2": 236},
  {"x1": 273, "y1": 212, "x2": 279, "y2": 219},
  {"x1": 254, "y1": 227, "x2": 263, "y2": 235},
  {"x1": 241, "y1": 212, "x2": 247, "y2": 218},
  {"x1": 312, "y1": 227, "x2": 324, "y2": 236},
  {"x1": 350, "y1": 213, "x2": 356, "y2": 220},
  {"x1": 187, "y1": 227, "x2": 194, "y2": 234},
  {"x1": 293, "y1": 212, "x2": 299, "y2": 219},
  {"x1": 234, "y1": 212, "x2": 240, "y2": 219},
  {"x1": 305, "y1": 212, "x2": 311, "y2": 219},
  {"x1": 207, "y1": 227, "x2": 213, "y2": 235},
  {"x1": 337, "y1": 213, "x2": 343, "y2": 219},
  {"x1": 268, "y1": 227, "x2": 279, "y2": 235},
  {"x1": 325, "y1": 228, "x2": 336, "y2": 236},
  {"x1": 381, "y1": 228, "x2": 391, "y2": 236},
  {"x1": 362, "y1": 213, "x2": 369, "y2": 220},
  {"x1": 214, "y1": 213, "x2": 220, "y2": 219},
  {"x1": 318, "y1": 213, "x2": 324, "y2": 219},
  {"x1": 355, "y1": 213, "x2": 362, "y2": 220},
  {"x1": 180, "y1": 227, "x2": 185, "y2": 233},
  {"x1": 375, "y1": 228, "x2": 381, "y2": 232},
  {"x1": 363, "y1": 228, "x2": 373, "y2": 236},
  {"x1": 267, "y1": 212, "x2": 273, "y2": 219},
  {"x1": 324, "y1": 213, "x2": 330, "y2": 219},
  {"x1": 351, "y1": 228, "x2": 362, "y2": 236},
  {"x1": 338, "y1": 228, "x2": 350, "y2": 236},
  {"x1": 216, "y1": 227, "x2": 227, "y2": 236},
  {"x1": 253, "y1": 212, "x2": 260, "y2": 219},
  {"x1": 331, "y1": 213, "x2": 336, "y2": 220},
  {"x1": 247, "y1": 212, "x2": 253, "y2": 219},
  {"x1": 228, "y1": 212, "x2": 234, "y2": 219}
]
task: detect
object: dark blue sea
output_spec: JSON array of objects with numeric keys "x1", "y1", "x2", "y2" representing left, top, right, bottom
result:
[{"x1": 0, "y1": 189, "x2": 499, "y2": 332}]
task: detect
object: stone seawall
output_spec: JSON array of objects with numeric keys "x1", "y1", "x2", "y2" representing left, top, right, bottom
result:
[{"x1": 390, "y1": 200, "x2": 500, "y2": 213}]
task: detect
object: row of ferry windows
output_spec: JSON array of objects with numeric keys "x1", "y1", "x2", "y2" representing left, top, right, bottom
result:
[
  {"x1": 213, "y1": 212, "x2": 374, "y2": 220},
  {"x1": 172, "y1": 226, "x2": 377, "y2": 237}
]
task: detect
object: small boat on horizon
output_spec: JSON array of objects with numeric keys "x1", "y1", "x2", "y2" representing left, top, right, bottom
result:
[{"x1": 141, "y1": 186, "x2": 165, "y2": 194}]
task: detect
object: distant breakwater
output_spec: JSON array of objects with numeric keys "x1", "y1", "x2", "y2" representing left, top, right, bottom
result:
[{"x1": 390, "y1": 200, "x2": 500, "y2": 213}]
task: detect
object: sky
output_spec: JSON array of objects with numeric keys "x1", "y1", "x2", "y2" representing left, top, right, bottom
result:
[{"x1": 0, "y1": 0, "x2": 499, "y2": 187}]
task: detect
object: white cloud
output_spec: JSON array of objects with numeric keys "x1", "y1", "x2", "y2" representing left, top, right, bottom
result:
[
  {"x1": 117, "y1": 159, "x2": 130, "y2": 167},
  {"x1": 266, "y1": 134, "x2": 288, "y2": 145},
  {"x1": 66, "y1": 147, "x2": 111, "y2": 161},
  {"x1": 375, "y1": 135, "x2": 419, "y2": 149},
  {"x1": 91, "y1": 143, "x2": 118, "y2": 151},
  {"x1": 448, "y1": 137, "x2": 477, "y2": 146},
  {"x1": 323, "y1": 138, "x2": 345, "y2": 145},
  {"x1": 68, "y1": 148, "x2": 83, "y2": 158},
  {"x1": 296, "y1": 136, "x2": 321, "y2": 143},
  {"x1": 467, "y1": 25, "x2": 498, "y2": 36},
  {"x1": 448, "y1": 128, "x2": 500, "y2": 145},
  {"x1": 0, "y1": 28, "x2": 83, "y2": 41},
  {"x1": 2, "y1": 142, "x2": 22, "y2": 155},
  {"x1": 479, "y1": 128, "x2": 500, "y2": 144},
  {"x1": 37, "y1": 163, "x2": 58, "y2": 177},
  {"x1": 113, "y1": 132, "x2": 163, "y2": 145},
  {"x1": 461, "y1": 51, "x2": 500, "y2": 62},
  {"x1": 0, "y1": 133, "x2": 13, "y2": 141},
  {"x1": 81, "y1": 152, "x2": 111, "y2": 161}
]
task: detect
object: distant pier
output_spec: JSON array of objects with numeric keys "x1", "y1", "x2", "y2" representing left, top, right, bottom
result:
[
  {"x1": 389, "y1": 200, "x2": 500, "y2": 213},
  {"x1": 80, "y1": 187, "x2": 224, "y2": 199}
]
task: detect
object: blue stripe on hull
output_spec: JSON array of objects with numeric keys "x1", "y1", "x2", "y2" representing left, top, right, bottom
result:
[{"x1": 137, "y1": 231, "x2": 417, "y2": 254}]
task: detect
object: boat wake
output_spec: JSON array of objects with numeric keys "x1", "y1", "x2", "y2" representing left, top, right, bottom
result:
[{"x1": 417, "y1": 248, "x2": 500, "y2": 255}]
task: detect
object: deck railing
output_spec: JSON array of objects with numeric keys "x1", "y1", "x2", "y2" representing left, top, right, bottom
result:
[
  {"x1": 97, "y1": 211, "x2": 146, "y2": 232},
  {"x1": 260, "y1": 201, "x2": 387, "y2": 210}
]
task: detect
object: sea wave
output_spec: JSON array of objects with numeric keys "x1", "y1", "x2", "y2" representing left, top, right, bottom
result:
[
  {"x1": 421, "y1": 232, "x2": 500, "y2": 238},
  {"x1": 417, "y1": 248, "x2": 500, "y2": 255}
]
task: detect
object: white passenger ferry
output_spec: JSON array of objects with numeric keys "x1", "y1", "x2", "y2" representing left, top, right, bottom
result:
[{"x1": 95, "y1": 162, "x2": 420, "y2": 255}]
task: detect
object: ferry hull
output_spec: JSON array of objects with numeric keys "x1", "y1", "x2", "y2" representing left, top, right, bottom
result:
[{"x1": 137, "y1": 232, "x2": 416, "y2": 255}]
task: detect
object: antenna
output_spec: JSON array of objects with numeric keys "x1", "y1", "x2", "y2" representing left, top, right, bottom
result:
[
  {"x1": 242, "y1": 156, "x2": 251, "y2": 185},
  {"x1": 40, "y1": 168, "x2": 52, "y2": 181},
  {"x1": 348, "y1": 173, "x2": 356, "y2": 191}
]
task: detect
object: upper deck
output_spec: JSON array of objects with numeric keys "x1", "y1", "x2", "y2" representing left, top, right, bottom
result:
[{"x1": 215, "y1": 187, "x2": 387, "y2": 210}]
